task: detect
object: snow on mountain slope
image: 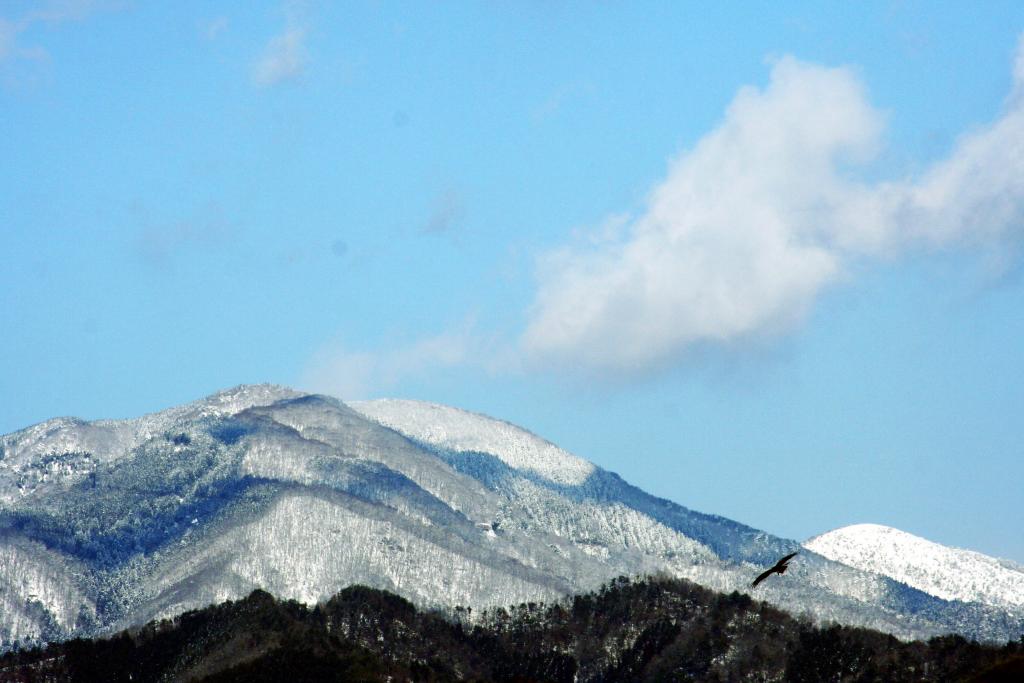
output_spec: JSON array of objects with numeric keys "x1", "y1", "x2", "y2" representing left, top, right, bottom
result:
[
  {"x1": 0, "y1": 532, "x2": 96, "y2": 646},
  {"x1": 0, "y1": 385, "x2": 1022, "y2": 650},
  {"x1": 805, "y1": 524, "x2": 1024, "y2": 608},
  {"x1": 0, "y1": 385, "x2": 302, "y2": 505},
  {"x1": 351, "y1": 399, "x2": 596, "y2": 486}
]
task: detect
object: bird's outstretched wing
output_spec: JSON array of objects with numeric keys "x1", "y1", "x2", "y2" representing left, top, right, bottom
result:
[
  {"x1": 776, "y1": 551, "x2": 798, "y2": 567},
  {"x1": 751, "y1": 568, "x2": 775, "y2": 588}
]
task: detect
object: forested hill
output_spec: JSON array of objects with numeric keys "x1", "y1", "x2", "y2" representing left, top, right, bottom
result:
[
  {"x1": 2, "y1": 576, "x2": 1022, "y2": 682},
  {"x1": 4, "y1": 387, "x2": 1021, "y2": 647}
]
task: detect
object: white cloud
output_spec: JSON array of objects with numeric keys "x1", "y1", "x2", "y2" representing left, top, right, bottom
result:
[
  {"x1": 1, "y1": 0, "x2": 108, "y2": 70},
  {"x1": 301, "y1": 346, "x2": 377, "y2": 400},
  {"x1": 253, "y1": 25, "x2": 307, "y2": 87},
  {"x1": 523, "y1": 40, "x2": 1024, "y2": 376},
  {"x1": 301, "y1": 328, "x2": 477, "y2": 400},
  {"x1": 26, "y1": 0, "x2": 102, "y2": 24}
]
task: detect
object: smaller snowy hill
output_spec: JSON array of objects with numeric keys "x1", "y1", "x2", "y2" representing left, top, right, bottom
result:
[{"x1": 805, "y1": 524, "x2": 1024, "y2": 609}]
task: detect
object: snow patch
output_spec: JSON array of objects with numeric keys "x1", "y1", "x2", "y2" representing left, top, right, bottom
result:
[{"x1": 350, "y1": 399, "x2": 596, "y2": 486}]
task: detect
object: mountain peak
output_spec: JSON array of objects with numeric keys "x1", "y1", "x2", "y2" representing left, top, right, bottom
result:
[
  {"x1": 804, "y1": 524, "x2": 1024, "y2": 608},
  {"x1": 191, "y1": 383, "x2": 303, "y2": 415}
]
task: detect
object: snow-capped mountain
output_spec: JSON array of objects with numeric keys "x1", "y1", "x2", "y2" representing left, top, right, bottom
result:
[
  {"x1": 1, "y1": 386, "x2": 1021, "y2": 650},
  {"x1": 805, "y1": 524, "x2": 1024, "y2": 609}
]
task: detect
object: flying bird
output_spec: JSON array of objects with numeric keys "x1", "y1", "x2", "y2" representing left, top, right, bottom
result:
[{"x1": 751, "y1": 552, "x2": 798, "y2": 588}]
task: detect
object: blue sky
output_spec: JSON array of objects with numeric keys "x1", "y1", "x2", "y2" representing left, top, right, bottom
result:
[{"x1": 3, "y1": 1, "x2": 1024, "y2": 562}]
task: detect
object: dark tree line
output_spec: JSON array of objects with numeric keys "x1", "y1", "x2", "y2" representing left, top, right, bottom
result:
[{"x1": 1, "y1": 575, "x2": 1022, "y2": 682}]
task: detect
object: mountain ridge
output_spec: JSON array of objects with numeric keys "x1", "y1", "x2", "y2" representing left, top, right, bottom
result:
[{"x1": 1, "y1": 385, "x2": 1021, "y2": 650}]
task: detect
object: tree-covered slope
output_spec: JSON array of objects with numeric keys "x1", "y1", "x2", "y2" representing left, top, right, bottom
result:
[
  {"x1": 2, "y1": 576, "x2": 1022, "y2": 682},
  {"x1": 2, "y1": 386, "x2": 1022, "y2": 649}
]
